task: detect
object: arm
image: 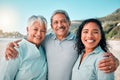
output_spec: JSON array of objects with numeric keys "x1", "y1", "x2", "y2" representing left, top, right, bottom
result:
[
  {"x1": 5, "y1": 40, "x2": 21, "y2": 60},
  {"x1": 98, "y1": 52, "x2": 119, "y2": 73},
  {"x1": 0, "y1": 55, "x2": 20, "y2": 80}
]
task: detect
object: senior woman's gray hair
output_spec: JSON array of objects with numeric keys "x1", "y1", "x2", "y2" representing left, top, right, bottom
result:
[
  {"x1": 50, "y1": 10, "x2": 71, "y2": 23},
  {"x1": 27, "y1": 15, "x2": 47, "y2": 29}
]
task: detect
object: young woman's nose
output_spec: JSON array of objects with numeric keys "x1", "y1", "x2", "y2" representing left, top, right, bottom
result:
[{"x1": 87, "y1": 32, "x2": 93, "y2": 38}]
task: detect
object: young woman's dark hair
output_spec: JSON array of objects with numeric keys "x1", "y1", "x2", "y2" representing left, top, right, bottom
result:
[{"x1": 76, "y1": 18, "x2": 108, "y2": 54}]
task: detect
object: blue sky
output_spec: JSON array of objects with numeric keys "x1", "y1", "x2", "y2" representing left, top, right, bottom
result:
[{"x1": 0, "y1": 0, "x2": 120, "y2": 35}]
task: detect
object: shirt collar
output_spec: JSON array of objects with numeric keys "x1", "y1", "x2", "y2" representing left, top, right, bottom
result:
[
  {"x1": 92, "y1": 46, "x2": 103, "y2": 54},
  {"x1": 82, "y1": 46, "x2": 103, "y2": 55},
  {"x1": 22, "y1": 38, "x2": 41, "y2": 49},
  {"x1": 52, "y1": 32, "x2": 76, "y2": 40}
]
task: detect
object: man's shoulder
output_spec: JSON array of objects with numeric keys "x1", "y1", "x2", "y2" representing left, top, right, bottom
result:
[
  {"x1": 66, "y1": 32, "x2": 76, "y2": 41},
  {"x1": 45, "y1": 33, "x2": 54, "y2": 39}
]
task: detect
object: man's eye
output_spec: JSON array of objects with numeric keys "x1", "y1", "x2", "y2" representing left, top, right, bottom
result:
[
  {"x1": 61, "y1": 20, "x2": 67, "y2": 23},
  {"x1": 53, "y1": 21, "x2": 58, "y2": 24}
]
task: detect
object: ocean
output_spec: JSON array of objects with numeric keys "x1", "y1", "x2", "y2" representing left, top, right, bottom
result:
[
  {"x1": 0, "y1": 38, "x2": 21, "y2": 59},
  {"x1": 0, "y1": 38, "x2": 120, "y2": 80}
]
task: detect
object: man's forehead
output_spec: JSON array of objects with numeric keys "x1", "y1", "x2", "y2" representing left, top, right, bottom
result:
[
  {"x1": 53, "y1": 13, "x2": 66, "y2": 18},
  {"x1": 52, "y1": 18, "x2": 67, "y2": 21}
]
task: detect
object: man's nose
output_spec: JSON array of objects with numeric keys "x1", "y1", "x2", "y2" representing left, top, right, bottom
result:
[{"x1": 58, "y1": 22, "x2": 63, "y2": 27}]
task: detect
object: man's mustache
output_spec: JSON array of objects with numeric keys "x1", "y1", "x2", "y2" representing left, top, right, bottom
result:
[{"x1": 58, "y1": 26, "x2": 65, "y2": 29}]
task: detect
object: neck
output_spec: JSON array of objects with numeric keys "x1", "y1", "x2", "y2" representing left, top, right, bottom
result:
[
  {"x1": 80, "y1": 48, "x2": 93, "y2": 64},
  {"x1": 84, "y1": 48, "x2": 94, "y2": 54},
  {"x1": 56, "y1": 32, "x2": 69, "y2": 41}
]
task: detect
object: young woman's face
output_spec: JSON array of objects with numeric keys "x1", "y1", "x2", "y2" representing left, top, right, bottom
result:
[
  {"x1": 81, "y1": 22, "x2": 101, "y2": 50},
  {"x1": 27, "y1": 21, "x2": 46, "y2": 47}
]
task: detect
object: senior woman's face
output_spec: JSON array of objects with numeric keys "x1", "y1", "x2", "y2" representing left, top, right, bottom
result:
[
  {"x1": 81, "y1": 22, "x2": 101, "y2": 51},
  {"x1": 27, "y1": 21, "x2": 46, "y2": 47}
]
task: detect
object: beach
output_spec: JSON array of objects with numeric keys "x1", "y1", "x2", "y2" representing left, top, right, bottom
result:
[
  {"x1": 0, "y1": 38, "x2": 120, "y2": 80},
  {"x1": 107, "y1": 40, "x2": 120, "y2": 80},
  {"x1": 0, "y1": 38, "x2": 20, "y2": 60}
]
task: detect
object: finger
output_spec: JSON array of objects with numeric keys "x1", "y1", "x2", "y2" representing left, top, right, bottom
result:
[
  {"x1": 99, "y1": 66, "x2": 108, "y2": 70},
  {"x1": 98, "y1": 58, "x2": 116, "y2": 72},
  {"x1": 14, "y1": 39, "x2": 21, "y2": 43},
  {"x1": 103, "y1": 52, "x2": 112, "y2": 57},
  {"x1": 99, "y1": 63, "x2": 114, "y2": 70},
  {"x1": 5, "y1": 47, "x2": 12, "y2": 60},
  {"x1": 13, "y1": 42, "x2": 19, "y2": 48},
  {"x1": 13, "y1": 40, "x2": 21, "y2": 48},
  {"x1": 5, "y1": 47, "x2": 18, "y2": 59},
  {"x1": 98, "y1": 58, "x2": 110, "y2": 66},
  {"x1": 8, "y1": 47, "x2": 18, "y2": 58},
  {"x1": 5, "y1": 52, "x2": 14, "y2": 60},
  {"x1": 99, "y1": 65, "x2": 113, "y2": 73},
  {"x1": 103, "y1": 70, "x2": 112, "y2": 73},
  {"x1": 103, "y1": 52, "x2": 115, "y2": 59},
  {"x1": 9, "y1": 47, "x2": 18, "y2": 55},
  {"x1": 104, "y1": 57, "x2": 116, "y2": 67},
  {"x1": 98, "y1": 58, "x2": 115, "y2": 69},
  {"x1": 7, "y1": 42, "x2": 15, "y2": 48},
  {"x1": 103, "y1": 66, "x2": 115, "y2": 73},
  {"x1": 5, "y1": 54, "x2": 9, "y2": 60}
]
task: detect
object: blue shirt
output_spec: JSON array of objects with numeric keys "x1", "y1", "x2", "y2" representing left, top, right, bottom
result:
[
  {"x1": 72, "y1": 46, "x2": 114, "y2": 80},
  {"x1": 0, "y1": 39, "x2": 47, "y2": 80},
  {"x1": 43, "y1": 32, "x2": 78, "y2": 80}
]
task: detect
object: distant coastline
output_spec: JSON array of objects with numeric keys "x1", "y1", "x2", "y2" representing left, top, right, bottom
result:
[{"x1": 0, "y1": 29, "x2": 25, "y2": 38}]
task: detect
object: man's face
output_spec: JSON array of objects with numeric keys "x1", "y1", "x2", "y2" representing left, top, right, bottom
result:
[{"x1": 51, "y1": 13, "x2": 70, "y2": 39}]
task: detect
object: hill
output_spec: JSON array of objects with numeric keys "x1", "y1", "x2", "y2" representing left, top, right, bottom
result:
[
  {"x1": 0, "y1": 29, "x2": 25, "y2": 38},
  {"x1": 70, "y1": 8, "x2": 120, "y2": 40}
]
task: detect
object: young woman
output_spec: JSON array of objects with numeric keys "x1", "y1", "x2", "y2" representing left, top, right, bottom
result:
[{"x1": 72, "y1": 18, "x2": 114, "y2": 80}]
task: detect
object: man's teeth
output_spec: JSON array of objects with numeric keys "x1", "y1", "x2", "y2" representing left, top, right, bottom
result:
[{"x1": 58, "y1": 28, "x2": 64, "y2": 31}]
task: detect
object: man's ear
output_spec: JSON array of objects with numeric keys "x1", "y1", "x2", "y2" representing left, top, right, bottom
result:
[{"x1": 69, "y1": 21, "x2": 71, "y2": 26}]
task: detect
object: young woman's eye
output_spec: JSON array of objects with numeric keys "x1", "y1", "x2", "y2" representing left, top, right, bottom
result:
[
  {"x1": 33, "y1": 29, "x2": 38, "y2": 31},
  {"x1": 93, "y1": 31, "x2": 99, "y2": 34},
  {"x1": 83, "y1": 31, "x2": 88, "y2": 33}
]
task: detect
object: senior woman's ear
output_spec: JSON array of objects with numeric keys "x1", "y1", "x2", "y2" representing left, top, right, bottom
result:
[{"x1": 26, "y1": 27, "x2": 29, "y2": 35}]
